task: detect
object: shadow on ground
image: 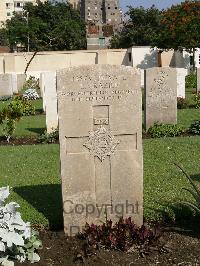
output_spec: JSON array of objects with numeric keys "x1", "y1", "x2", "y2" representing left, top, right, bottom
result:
[
  {"x1": 26, "y1": 127, "x2": 46, "y2": 135},
  {"x1": 14, "y1": 184, "x2": 63, "y2": 230},
  {"x1": 149, "y1": 201, "x2": 200, "y2": 238},
  {"x1": 190, "y1": 174, "x2": 200, "y2": 182}
]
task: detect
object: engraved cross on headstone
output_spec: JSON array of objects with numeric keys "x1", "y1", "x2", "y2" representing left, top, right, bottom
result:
[{"x1": 65, "y1": 105, "x2": 137, "y2": 207}]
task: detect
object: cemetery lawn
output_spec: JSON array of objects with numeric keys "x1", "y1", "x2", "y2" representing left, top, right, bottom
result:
[{"x1": 0, "y1": 136, "x2": 199, "y2": 229}]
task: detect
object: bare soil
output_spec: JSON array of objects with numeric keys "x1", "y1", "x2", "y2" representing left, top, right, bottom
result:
[{"x1": 15, "y1": 229, "x2": 200, "y2": 266}]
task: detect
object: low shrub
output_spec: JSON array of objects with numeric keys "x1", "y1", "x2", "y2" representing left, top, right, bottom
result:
[
  {"x1": 147, "y1": 123, "x2": 184, "y2": 138},
  {"x1": 12, "y1": 96, "x2": 35, "y2": 116},
  {"x1": 22, "y1": 76, "x2": 40, "y2": 93},
  {"x1": 79, "y1": 217, "x2": 161, "y2": 255},
  {"x1": 189, "y1": 120, "x2": 200, "y2": 135},
  {"x1": 193, "y1": 92, "x2": 200, "y2": 108},
  {"x1": 0, "y1": 96, "x2": 12, "y2": 101},
  {"x1": 0, "y1": 186, "x2": 42, "y2": 265},
  {"x1": 38, "y1": 128, "x2": 59, "y2": 144},
  {"x1": 177, "y1": 97, "x2": 189, "y2": 109},
  {"x1": 185, "y1": 72, "x2": 197, "y2": 90},
  {"x1": 0, "y1": 99, "x2": 23, "y2": 142}
]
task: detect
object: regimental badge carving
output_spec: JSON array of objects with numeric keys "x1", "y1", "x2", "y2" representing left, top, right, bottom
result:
[{"x1": 83, "y1": 127, "x2": 120, "y2": 162}]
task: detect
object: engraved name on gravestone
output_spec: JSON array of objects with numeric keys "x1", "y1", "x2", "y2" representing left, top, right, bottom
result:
[
  {"x1": 57, "y1": 65, "x2": 143, "y2": 236},
  {"x1": 144, "y1": 67, "x2": 177, "y2": 129}
]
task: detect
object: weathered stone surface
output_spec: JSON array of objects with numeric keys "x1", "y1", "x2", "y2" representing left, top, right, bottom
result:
[
  {"x1": 41, "y1": 72, "x2": 58, "y2": 133},
  {"x1": 176, "y1": 68, "x2": 188, "y2": 98},
  {"x1": 57, "y1": 65, "x2": 143, "y2": 236},
  {"x1": 11, "y1": 74, "x2": 26, "y2": 94},
  {"x1": 197, "y1": 68, "x2": 200, "y2": 93},
  {"x1": 144, "y1": 67, "x2": 177, "y2": 129},
  {"x1": 0, "y1": 74, "x2": 13, "y2": 98}
]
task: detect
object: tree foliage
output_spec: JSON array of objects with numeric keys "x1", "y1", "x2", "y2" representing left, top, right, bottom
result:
[
  {"x1": 110, "y1": 5, "x2": 161, "y2": 49},
  {"x1": 2, "y1": 0, "x2": 86, "y2": 51},
  {"x1": 154, "y1": 0, "x2": 200, "y2": 51}
]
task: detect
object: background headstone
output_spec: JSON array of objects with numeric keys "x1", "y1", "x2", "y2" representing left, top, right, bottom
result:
[
  {"x1": 42, "y1": 72, "x2": 58, "y2": 133},
  {"x1": 0, "y1": 74, "x2": 13, "y2": 98},
  {"x1": 176, "y1": 68, "x2": 188, "y2": 98},
  {"x1": 11, "y1": 74, "x2": 26, "y2": 94},
  {"x1": 144, "y1": 67, "x2": 177, "y2": 129},
  {"x1": 57, "y1": 65, "x2": 143, "y2": 235},
  {"x1": 197, "y1": 68, "x2": 200, "y2": 93},
  {"x1": 39, "y1": 73, "x2": 46, "y2": 112}
]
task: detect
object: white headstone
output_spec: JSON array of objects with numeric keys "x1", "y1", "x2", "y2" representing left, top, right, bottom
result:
[
  {"x1": 57, "y1": 65, "x2": 143, "y2": 236},
  {"x1": 176, "y1": 68, "x2": 188, "y2": 98},
  {"x1": 144, "y1": 67, "x2": 177, "y2": 129},
  {"x1": 0, "y1": 74, "x2": 13, "y2": 98},
  {"x1": 11, "y1": 74, "x2": 26, "y2": 94},
  {"x1": 42, "y1": 72, "x2": 58, "y2": 133},
  {"x1": 197, "y1": 68, "x2": 200, "y2": 93}
]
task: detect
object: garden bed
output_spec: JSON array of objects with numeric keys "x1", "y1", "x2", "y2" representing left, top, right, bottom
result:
[{"x1": 15, "y1": 229, "x2": 200, "y2": 266}]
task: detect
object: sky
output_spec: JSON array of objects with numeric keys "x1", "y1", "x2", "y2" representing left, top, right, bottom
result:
[{"x1": 120, "y1": 0, "x2": 185, "y2": 12}]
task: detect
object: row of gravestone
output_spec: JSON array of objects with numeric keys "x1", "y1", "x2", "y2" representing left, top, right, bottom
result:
[
  {"x1": 55, "y1": 65, "x2": 192, "y2": 235},
  {"x1": 0, "y1": 73, "x2": 26, "y2": 98},
  {"x1": 0, "y1": 66, "x2": 197, "y2": 235},
  {"x1": 0, "y1": 67, "x2": 197, "y2": 132},
  {"x1": 40, "y1": 67, "x2": 190, "y2": 135}
]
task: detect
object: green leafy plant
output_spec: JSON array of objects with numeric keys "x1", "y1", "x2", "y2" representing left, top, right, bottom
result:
[
  {"x1": 38, "y1": 128, "x2": 59, "y2": 144},
  {"x1": 12, "y1": 96, "x2": 35, "y2": 116},
  {"x1": 147, "y1": 123, "x2": 184, "y2": 138},
  {"x1": 0, "y1": 186, "x2": 42, "y2": 265},
  {"x1": 189, "y1": 120, "x2": 200, "y2": 135},
  {"x1": 185, "y1": 72, "x2": 197, "y2": 90},
  {"x1": 193, "y1": 92, "x2": 200, "y2": 108},
  {"x1": 22, "y1": 76, "x2": 40, "y2": 96},
  {"x1": 174, "y1": 163, "x2": 200, "y2": 216},
  {"x1": 2, "y1": 118, "x2": 16, "y2": 143},
  {"x1": 0, "y1": 99, "x2": 23, "y2": 142},
  {"x1": 177, "y1": 97, "x2": 189, "y2": 109}
]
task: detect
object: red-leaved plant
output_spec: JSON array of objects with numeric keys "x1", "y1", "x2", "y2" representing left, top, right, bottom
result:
[{"x1": 79, "y1": 217, "x2": 161, "y2": 253}]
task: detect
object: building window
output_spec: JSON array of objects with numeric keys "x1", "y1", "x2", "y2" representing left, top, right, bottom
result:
[
  {"x1": 99, "y1": 37, "x2": 105, "y2": 47},
  {"x1": 7, "y1": 12, "x2": 11, "y2": 16}
]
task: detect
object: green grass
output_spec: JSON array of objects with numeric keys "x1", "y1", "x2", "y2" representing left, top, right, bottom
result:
[
  {"x1": 0, "y1": 144, "x2": 61, "y2": 228},
  {"x1": 178, "y1": 108, "x2": 200, "y2": 128},
  {"x1": 0, "y1": 98, "x2": 43, "y2": 112},
  {"x1": 144, "y1": 136, "x2": 200, "y2": 222},
  {"x1": 0, "y1": 99, "x2": 46, "y2": 137},
  {"x1": 14, "y1": 115, "x2": 46, "y2": 136},
  {"x1": 0, "y1": 136, "x2": 200, "y2": 228}
]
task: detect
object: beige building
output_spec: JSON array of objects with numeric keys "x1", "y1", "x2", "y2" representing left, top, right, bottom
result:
[
  {"x1": 0, "y1": 0, "x2": 46, "y2": 26},
  {"x1": 68, "y1": 0, "x2": 80, "y2": 9}
]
